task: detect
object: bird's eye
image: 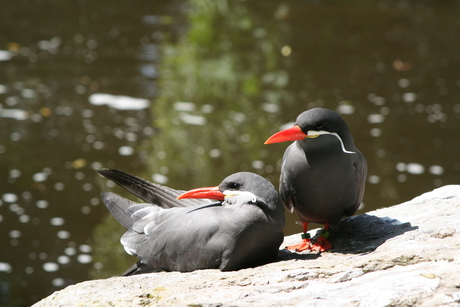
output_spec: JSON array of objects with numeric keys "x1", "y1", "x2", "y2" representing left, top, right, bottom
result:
[
  {"x1": 316, "y1": 123, "x2": 324, "y2": 130},
  {"x1": 228, "y1": 182, "x2": 240, "y2": 189}
]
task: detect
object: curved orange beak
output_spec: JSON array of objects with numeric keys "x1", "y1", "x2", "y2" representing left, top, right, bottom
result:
[
  {"x1": 177, "y1": 186, "x2": 225, "y2": 200},
  {"x1": 264, "y1": 125, "x2": 307, "y2": 144}
]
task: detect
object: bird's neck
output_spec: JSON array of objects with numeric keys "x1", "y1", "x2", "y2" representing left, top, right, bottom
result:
[{"x1": 298, "y1": 134, "x2": 355, "y2": 156}]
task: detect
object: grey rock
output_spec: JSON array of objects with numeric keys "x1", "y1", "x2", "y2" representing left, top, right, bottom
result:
[{"x1": 33, "y1": 185, "x2": 460, "y2": 307}]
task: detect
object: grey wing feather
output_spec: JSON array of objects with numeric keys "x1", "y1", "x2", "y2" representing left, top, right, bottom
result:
[
  {"x1": 121, "y1": 229, "x2": 149, "y2": 246},
  {"x1": 354, "y1": 149, "x2": 368, "y2": 207},
  {"x1": 97, "y1": 169, "x2": 209, "y2": 208},
  {"x1": 128, "y1": 205, "x2": 160, "y2": 222},
  {"x1": 101, "y1": 192, "x2": 138, "y2": 229},
  {"x1": 102, "y1": 192, "x2": 164, "y2": 233},
  {"x1": 278, "y1": 144, "x2": 300, "y2": 213},
  {"x1": 129, "y1": 208, "x2": 159, "y2": 233}
]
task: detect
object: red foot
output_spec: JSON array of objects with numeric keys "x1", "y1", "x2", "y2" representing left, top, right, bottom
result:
[
  {"x1": 285, "y1": 238, "x2": 312, "y2": 252},
  {"x1": 310, "y1": 236, "x2": 332, "y2": 253}
]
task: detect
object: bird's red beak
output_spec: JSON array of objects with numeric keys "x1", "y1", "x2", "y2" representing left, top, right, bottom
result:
[
  {"x1": 264, "y1": 125, "x2": 307, "y2": 144},
  {"x1": 177, "y1": 186, "x2": 225, "y2": 200}
]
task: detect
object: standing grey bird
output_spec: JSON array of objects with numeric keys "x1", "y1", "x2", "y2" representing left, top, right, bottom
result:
[
  {"x1": 98, "y1": 170, "x2": 285, "y2": 274},
  {"x1": 265, "y1": 108, "x2": 367, "y2": 252}
]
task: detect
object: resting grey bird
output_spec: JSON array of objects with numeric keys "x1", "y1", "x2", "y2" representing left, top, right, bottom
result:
[
  {"x1": 265, "y1": 108, "x2": 367, "y2": 252},
  {"x1": 98, "y1": 170, "x2": 285, "y2": 275}
]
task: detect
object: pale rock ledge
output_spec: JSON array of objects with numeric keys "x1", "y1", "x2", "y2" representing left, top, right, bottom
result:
[{"x1": 34, "y1": 185, "x2": 460, "y2": 307}]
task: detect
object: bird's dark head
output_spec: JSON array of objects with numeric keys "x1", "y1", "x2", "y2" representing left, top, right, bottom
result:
[
  {"x1": 219, "y1": 172, "x2": 276, "y2": 202},
  {"x1": 265, "y1": 108, "x2": 356, "y2": 153},
  {"x1": 219, "y1": 172, "x2": 285, "y2": 223},
  {"x1": 296, "y1": 108, "x2": 347, "y2": 135},
  {"x1": 178, "y1": 172, "x2": 283, "y2": 212}
]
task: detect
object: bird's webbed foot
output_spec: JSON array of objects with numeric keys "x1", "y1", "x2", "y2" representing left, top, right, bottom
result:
[
  {"x1": 285, "y1": 233, "x2": 312, "y2": 252},
  {"x1": 310, "y1": 232, "x2": 332, "y2": 253}
]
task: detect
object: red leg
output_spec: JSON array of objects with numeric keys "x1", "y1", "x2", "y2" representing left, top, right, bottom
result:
[
  {"x1": 285, "y1": 222, "x2": 312, "y2": 252},
  {"x1": 310, "y1": 223, "x2": 332, "y2": 253}
]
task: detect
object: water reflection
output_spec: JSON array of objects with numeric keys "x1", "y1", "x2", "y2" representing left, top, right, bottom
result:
[
  {"x1": 0, "y1": 0, "x2": 459, "y2": 306},
  {"x1": 0, "y1": 1, "x2": 176, "y2": 305}
]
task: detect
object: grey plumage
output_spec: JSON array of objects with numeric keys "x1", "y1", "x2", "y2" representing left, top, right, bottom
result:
[
  {"x1": 273, "y1": 108, "x2": 367, "y2": 225},
  {"x1": 98, "y1": 171, "x2": 285, "y2": 275}
]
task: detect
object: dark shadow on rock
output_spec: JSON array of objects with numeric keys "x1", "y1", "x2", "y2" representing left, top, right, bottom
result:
[
  {"x1": 275, "y1": 214, "x2": 418, "y2": 261},
  {"x1": 277, "y1": 249, "x2": 322, "y2": 262},
  {"x1": 328, "y1": 214, "x2": 418, "y2": 254}
]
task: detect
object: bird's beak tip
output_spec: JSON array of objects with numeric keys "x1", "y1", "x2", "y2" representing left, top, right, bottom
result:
[
  {"x1": 265, "y1": 125, "x2": 306, "y2": 144},
  {"x1": 177, "y1": 186, "x2": 225, "y2": 201}
]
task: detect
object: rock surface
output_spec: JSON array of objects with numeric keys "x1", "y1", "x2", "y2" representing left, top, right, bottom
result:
[{"x1": 34, "y1": 185, "x2": 460, "y2": 307}]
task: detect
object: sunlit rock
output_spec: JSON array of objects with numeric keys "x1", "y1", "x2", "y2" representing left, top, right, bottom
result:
[{"x1": 33, "y1": 185, "x2": 460, "y2": 307}]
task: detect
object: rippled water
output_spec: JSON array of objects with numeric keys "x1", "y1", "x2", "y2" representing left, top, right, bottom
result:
[{"x1": 0, "y1": 1, "x2": 459, "y2": 306}]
